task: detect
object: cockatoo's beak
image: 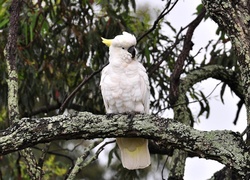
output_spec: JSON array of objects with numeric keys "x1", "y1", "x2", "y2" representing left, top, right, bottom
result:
[
  {"x1": 128, "y1": 45, "x2": 136, "y2": 58},
  {"x1": 101, "y1": 37, "x2": 112, "y2": 47}
]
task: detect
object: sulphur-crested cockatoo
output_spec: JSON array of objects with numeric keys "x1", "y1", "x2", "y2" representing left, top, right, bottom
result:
[{"x1": 100, "y1": 32, "x2": 150, "y2": 170}]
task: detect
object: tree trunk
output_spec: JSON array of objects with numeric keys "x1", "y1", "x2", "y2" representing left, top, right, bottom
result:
[
  {"x1": 202, "y1": 0, "x2": 250, "y2": 179},
  {"x1": 202, "y1": 0, "x2": 250, "y2": 144}
]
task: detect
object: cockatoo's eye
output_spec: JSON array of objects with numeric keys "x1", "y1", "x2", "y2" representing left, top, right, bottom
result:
[{"x1": 122, "y1": 47, "x2": 125, "y2": 49}]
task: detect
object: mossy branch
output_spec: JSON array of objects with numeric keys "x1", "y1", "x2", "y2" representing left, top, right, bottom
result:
[
  {"x1": 202, "y1": 0, "x2": 250, "y2": 146},
  {"x1": 0, "y1": 112, "x2": 249, "y2": 178},
  {"x1": 5, "y1": 0, "x2": 20, "y2": 124}
]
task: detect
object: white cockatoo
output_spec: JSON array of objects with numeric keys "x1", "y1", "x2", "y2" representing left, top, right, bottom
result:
[{"x1": 100, "y1": 32, "x2": 151, "y2": 170}]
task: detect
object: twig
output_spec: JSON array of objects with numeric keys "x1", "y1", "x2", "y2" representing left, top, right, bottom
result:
[
  {"x1": 137, "y1": 0, "x2": 179, "y2": 43},
  {"x1": 16, "y1": 152, "x2": 22, "y2": 179},
  {"x1": 21, "y1": 104, "x2": 61, "y2": 117},
  {"x1": 65, "y1": 139, "x2": 115, "y2": 180},
  {"x1": 65, "y1": 139, "x2": 104, "y2": 180},
  {"x1": 32, "y1": 146, "x2": 75, "y2": 167},
  {"x1": 161, "y1": 74, "x2": 222, "y2": 112},
  {"x1": 241, "y1": 125, "x2": 250, "y2": 137},
  {"x1": 37, "y1": 143, "x2": 51, "y2": 169},
  {"x1": 95, "y1": 140, "x2": 116, "y2": 155},
  {"x1": 161, "y1": 156, "x2": 168, "y2": 180},
  {"x1": 148, "y1": 27, "x2": 185, "y2": 75},
  {"x1": 59, "y1": 62, "x2": 109, "y2": 113}
]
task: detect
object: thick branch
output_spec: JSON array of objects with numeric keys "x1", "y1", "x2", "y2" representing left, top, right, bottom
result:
[
  {"x1": 5, "y1": 1, "x2": 42, "y2": 179},
  {"x1": 5, "y1": 0, "x2": 21, "y2": 123},
  {"x1": 171, "y1": 64, "x2": 243, "y2": 130},
  {"x1": 0, "y1": 112, "x2": 249, "y2": 177},
  {"x1": 180, "y1": 65, "x2": 244, "y2": 101}
]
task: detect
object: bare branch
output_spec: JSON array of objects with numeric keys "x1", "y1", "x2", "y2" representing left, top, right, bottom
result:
[
  {"x1": 169, "y1": 7, "x2": 206, "y2": 105},
  {"x1": 65, "y1": 139, "x2": 104, "y2": 180},
  {"x1": 20, "y1": 148, "x2": 42, "y2": 179}
]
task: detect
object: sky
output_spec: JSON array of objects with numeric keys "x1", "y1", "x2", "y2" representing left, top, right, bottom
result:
[{"x1": 135, "y1": 0, "x2": 247, "y2": 179}]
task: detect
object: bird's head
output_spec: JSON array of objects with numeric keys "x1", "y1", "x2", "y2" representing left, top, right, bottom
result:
[{"x1": 102, "y1": 32, "x2": 137, "y2": 63}]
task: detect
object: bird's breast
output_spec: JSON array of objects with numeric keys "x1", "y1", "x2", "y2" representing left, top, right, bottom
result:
[{"x1": 101, "y1": 65, "x2": 145, "y2": 113}]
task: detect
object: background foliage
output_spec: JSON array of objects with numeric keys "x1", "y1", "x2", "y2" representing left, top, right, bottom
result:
[{"x1": 0, "y1": 0, "x2": 242, "y2": 179}]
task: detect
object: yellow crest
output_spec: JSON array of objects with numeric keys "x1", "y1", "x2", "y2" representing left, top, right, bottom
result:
[{"x1": 101, "y1": 37, "x2": 112, "y2": 47}]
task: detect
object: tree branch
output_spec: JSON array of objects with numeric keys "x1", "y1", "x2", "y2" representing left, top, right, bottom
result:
[
  {"x1": 169, "y1": 64, "x2": 244, "y2": 128},
  {"x1": 180, "y1": 65, "x2": 244, "y2": 103},
  {"x1": 5, "y1": 0, "x2": 43, "y2": 179},
  {"x1": 59, "y1": 63, "x2": 108, "y2": 113},
  {"x1": 169, "y1": 7, "x2": 206, "y2": 105},
  {"x1": 0, "y1": 112, "x2": 249, "y2": 178},
  {"x1": 65, "y1": 139, "x2": 103, "y2": 180},
  {"x1": 202, "y1": 0, "x2": 250, "y2": 145},
  {"x1": 137, "y1": 0, "x2": 179, "y2": 43},
  {"x1": 5, "y1": 0, "x2": 21, "y2": 124}
]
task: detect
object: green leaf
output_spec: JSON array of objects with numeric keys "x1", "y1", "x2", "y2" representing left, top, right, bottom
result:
[
  {"x1": 196, "y1": 4, "x2": 204, "y2": 14},
  {"x1": 197, "y1": 91, "x2": 210, "y2": 119},
  {"x1": 220, "y1": 83, "x2": 227, "y2": 104},
  {"x1": 0, "y1": 18, "x2": 8, "y2": 29},
  {"x1": 107, "y1": 146, "x2": 115, "y2": 167}
]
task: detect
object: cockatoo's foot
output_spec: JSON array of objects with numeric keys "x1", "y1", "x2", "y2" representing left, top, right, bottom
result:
[
  {"x1": 123, "y1": 111, "x2": 141, "y2": 121},
  {"x1": 106, "y1": 113, "x2": 116, "y2": 119},
  {"x1": 122, "y1": 112, "x2": 142, "y2": 133}
]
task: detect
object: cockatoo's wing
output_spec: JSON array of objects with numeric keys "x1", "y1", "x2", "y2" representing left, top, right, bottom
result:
[
  {"x1": 138, "y1": 63, "x2": 150, "y2": 114},
  {"x1": 100, "y1": 66, "x2": 111, "y2": 112}
]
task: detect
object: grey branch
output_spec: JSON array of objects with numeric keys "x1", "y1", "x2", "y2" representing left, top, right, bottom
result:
[{"x1": 0, "y1": 112, "x2": 249, "y2": 177}]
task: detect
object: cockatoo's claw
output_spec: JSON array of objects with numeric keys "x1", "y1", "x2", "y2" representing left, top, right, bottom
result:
[
  {"x1": 106, "y1": 113, "x2": 116, "y2": 119},
  {"x1": 127, "y1": 112, "x2": 135, "y2": 121},
  {"x1": 122, "y1": 111, "x2": 140, "y2": 121}
]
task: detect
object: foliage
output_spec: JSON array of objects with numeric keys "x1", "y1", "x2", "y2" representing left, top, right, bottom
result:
[
  {"x1": 0, "y1": 0, "x2": 243, "y2": 179},
  {"x1": 43, "y1": 155, "x2": 68, "y2": 179}
]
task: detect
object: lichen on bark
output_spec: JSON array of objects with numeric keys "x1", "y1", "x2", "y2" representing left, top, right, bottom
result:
[
  {"x1": 5, "y1": 0, "x2": 20, "y2": 124},
  {"x1": 202, "y1": 0, "x2": 250, "y2": 145},
  {"x1": 0, "y1": 112, "x2": 249, "y2": 178}
]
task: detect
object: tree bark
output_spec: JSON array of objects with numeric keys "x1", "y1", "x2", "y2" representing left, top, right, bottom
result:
[
  {"x1": 5, "y1": 0, "x2": 20, "y2": 124},
  {"x1": 0, "y1": 112, "x2": 249, "y2": 178},
  {"x1": 5, "y1": 0, "x2": 43, "y2": 179},
  {"x1": 202, "y1": 0, "x2": 250, "y2": 144},
  {"x1": 200, "y1": 1, "x2": 250, "y2": 178}
]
